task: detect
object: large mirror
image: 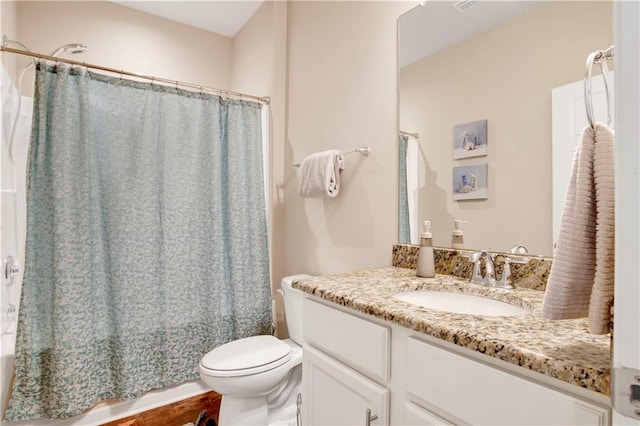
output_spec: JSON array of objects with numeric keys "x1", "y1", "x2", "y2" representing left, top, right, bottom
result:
[{"x1": 398, "y1": 1, "x2": 613, "y2": 257}]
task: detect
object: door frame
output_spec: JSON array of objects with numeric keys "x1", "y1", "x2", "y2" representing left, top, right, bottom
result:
[{"x1": 613, "y1": 1, "x2": 640, "y2": 423}]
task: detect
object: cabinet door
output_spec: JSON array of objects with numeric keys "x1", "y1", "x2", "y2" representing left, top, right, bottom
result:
[{"x1": 303, "y1": 345, "x2": 389, "y2": 426}]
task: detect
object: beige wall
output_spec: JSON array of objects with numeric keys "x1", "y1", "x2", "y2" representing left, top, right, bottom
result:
[
  {"x1": 8, "y1": 0, "x2": 416, "y2": 333},
  {"x1": 1, "y1": 1, "x2": 18, "y2": 80},
  {"x1": 399, "y1": 1, "x2": 613, "y2": 256},
  {"x1": 285, "y1": 1, "x2": 413, "y2": 276},
  {"x1": 230, "y1": 0, "x2": 289, "y2": 336},
  {"x1": 16, "y1": 1, "x2": 232, "y2": 96}
]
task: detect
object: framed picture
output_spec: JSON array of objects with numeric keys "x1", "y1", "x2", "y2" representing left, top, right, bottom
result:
[
  {"x1": 453, "y1": 164, "x2": 488, "y2": 201},
  {"x1": 453, "y1": 119, "x2": 487, "y2": 160}
]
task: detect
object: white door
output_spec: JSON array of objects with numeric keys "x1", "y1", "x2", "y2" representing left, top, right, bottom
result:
[
  {"x1": 612, "y1": 1, "x2": 640, "y2": 424},
  {"x1": 551, "y1": 72, "x2": 614, "y2": 251},
  {"x1": 302, "y1": 345, "x2": 389, "y2": 426}
]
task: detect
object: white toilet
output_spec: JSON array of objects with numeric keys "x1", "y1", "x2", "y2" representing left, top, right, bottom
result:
[{"x1": 199, "y1": 274, "x2": 311, "y2": 426}]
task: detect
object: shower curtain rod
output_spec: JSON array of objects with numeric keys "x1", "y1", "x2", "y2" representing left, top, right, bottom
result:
[
  {"x1": 0, "y1": 46, "x2": 271, "y2": 105},
  {"x1": 400, "y1": 130, "x2": 419, "y2": 139}
]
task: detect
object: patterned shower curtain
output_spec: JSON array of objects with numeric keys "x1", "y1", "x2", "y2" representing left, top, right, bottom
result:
[
  {"x1": 398, "y1": 133, "x2": 411, "y2": 244},
  {"x1": 5, "y1": 64, "x2": 272, "y2": 421}
]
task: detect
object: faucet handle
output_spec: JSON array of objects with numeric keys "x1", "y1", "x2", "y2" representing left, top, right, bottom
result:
[
  {"x1": 480, "y1": 251, "x2": 496, "y2": 287},
  {"x1": 468, "y1": 251, "x2": 481, "y2": 263},
  {"x1": 468, "y1": 251, "x2": 484, "y2": 285},
  {"x1": 498, "y1": 257, "x2": 514, "y2": 289}
]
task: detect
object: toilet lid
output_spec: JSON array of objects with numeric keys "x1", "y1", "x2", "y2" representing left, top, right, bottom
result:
[{"x1": 200, "y1": 335, "x2": 292, "y2": 377}]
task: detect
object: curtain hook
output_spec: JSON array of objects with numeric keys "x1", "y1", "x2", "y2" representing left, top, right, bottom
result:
[
  {"x1": 120, "y1": 69, "x2": 124, "y2": 80},
  {"x1": 151, "y1": 76, "x2": 155, "y2": 86},
  {"x1": 175, "y1": 80, "x2": 179, "y2": 89},
  {"x1": 199, "y1": 85, "x2": 203, "y2": 94}
]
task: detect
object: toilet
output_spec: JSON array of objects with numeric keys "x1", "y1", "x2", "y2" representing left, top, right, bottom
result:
[{"x1": 199, "y1": 274, "x2": 311, "y2": 426}]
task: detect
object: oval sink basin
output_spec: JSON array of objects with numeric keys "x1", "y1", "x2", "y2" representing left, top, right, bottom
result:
[{"x1": 393, "y1": 291, "x2": 528, "y2": 317}]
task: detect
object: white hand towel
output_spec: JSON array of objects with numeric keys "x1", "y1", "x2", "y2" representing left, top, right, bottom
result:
[
  {"x1": 542, "y1": 123, "x2": 615, "y2": 335},
  {"x1": 297, "y1": 150, "x2": 344, "y2": 198}
]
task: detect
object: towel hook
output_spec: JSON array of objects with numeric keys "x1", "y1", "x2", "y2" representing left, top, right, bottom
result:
[{"x1": 584, "y1": 45, "x2": 614, "y2": 129}]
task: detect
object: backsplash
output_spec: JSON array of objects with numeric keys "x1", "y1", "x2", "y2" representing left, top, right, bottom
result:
[{"x1": 392, "y1": 244, "x2": 552, "y2": 291}]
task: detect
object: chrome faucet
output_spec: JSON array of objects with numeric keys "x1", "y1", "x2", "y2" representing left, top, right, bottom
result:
[
  {"x1": 469, "y1": 250, "x2": 496, "y2": 286},
  {"x1": 469, "y1": 251, "x2": 524, "y2": 289}
]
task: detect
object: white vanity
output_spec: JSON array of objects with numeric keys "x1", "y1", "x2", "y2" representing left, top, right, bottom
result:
[{"x1": 296, "y1": 268, "x2": 611, "y2": 425}]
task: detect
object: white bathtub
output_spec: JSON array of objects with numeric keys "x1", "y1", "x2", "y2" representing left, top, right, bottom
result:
[
  {"x1": 2, "y1": 377, "x2": 210, "y2": 426},
  {"x1": 2, "y1": 324, "x2": 209, "y2": 426},
  {"x1": 1, "y1": 330, "x2": 16, "y2": 423}
]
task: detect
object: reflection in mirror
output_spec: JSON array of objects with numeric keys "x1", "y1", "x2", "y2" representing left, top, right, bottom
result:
[
  {"x1": 399, "y1": 131, "x2": 420, "y2": 244},
  {"x1": 398, "y1": 1, "x2": 613, "y2": 257}
]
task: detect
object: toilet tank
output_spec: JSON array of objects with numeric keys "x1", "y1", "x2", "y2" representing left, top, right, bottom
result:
[{"x1": 281, "y1": 274, "x2": 312, "y2": 345}]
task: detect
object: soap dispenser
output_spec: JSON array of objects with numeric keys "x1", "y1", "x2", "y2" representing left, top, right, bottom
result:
[
  {"x1": 417, "y1": 221, "x2": 435, "y2": 278},
  {"x1": 451, "y1": 220, "x2": 469, "y2": 249}
]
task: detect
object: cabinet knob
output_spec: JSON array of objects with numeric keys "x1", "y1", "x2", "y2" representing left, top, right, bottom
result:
[{"x1": 366, "y1": 408, "x2": 378, "y2": 426}]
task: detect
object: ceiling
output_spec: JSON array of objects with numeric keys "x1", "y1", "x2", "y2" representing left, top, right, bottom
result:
[
  {"x1": 115, "y1": 1, "x2": 541, "y2": 64},
  {"x1": 113, "y1": 1, "x2": 265, "y2": 38},
  {"x1": 399, "y1": 1, "x2": 542, "y2": 67}
]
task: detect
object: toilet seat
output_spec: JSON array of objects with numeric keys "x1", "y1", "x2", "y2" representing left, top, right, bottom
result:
[{"x1": 200, "y1": 335, "x2": 292, "y2": 378}]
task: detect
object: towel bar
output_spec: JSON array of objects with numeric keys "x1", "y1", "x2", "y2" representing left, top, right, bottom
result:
[
  {"x1": 292, "y1": 146, "x2": 370, "y2": 168},
  {"x1": 584, "y1": 45, "x2": 614, "y2": 129}
]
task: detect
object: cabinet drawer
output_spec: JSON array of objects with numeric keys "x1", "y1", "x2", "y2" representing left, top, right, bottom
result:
[
  {"x1": 404, "y1": 402, "x2": 454, "y2": 425},
  {"x1": 406, "y1": 337, "x2": 609, "y2": 425},
  {"x1": 304, "y1": 298, "x2": 390, "y2": 382}
]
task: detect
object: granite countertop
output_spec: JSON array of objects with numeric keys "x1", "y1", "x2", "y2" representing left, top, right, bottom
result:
[{"x1": 293, "y1": 267, "x2": 611, "y2": 395}]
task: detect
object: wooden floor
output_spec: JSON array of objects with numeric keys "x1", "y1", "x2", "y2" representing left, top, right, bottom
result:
[{"x1": 101, "y1": 391, "x2": 221, "y2": 426}]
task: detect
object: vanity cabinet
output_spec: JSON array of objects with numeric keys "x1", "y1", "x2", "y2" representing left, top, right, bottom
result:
[
  {"x1": 302, "y1": 299, "x2": 390, "y2": 425},
  {"x1": 302, "y1": 296, "x2": 611, "y2": 426},
  {"x1": 406, "y1": 337, "x2": 610, "y2": 425}
]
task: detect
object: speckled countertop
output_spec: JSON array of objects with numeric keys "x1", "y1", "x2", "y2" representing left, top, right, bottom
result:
[{"x1": 293, "y1": 267, "x2": 611, "y2": 395}]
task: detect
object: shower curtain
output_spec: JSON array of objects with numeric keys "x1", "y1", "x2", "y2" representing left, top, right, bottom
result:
[
  {"x1": 5, "y1": 64, "x2": 272, "y2": 421},
  {"x1": 398, "y1": 133, "x2": 411, "y2": 244}
]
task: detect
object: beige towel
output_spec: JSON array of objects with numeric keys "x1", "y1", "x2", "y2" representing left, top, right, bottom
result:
[
  {"x1": 297, "y1": 149, "x2": 344, "y2": 198},
  {"x1": 590, "y1": 124, "x2": 615, "y2": 334},
  {"x1": 542, "y1": 124, "x2": 614, "y2": 334}
]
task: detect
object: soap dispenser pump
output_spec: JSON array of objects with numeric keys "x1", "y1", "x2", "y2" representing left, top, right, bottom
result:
[
  {"x1": 417, "y1": 221, "x2": 435, "y2": 278},
  {"x1": 451, "y1": 220, "x2": 469, "y2": 249}
]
